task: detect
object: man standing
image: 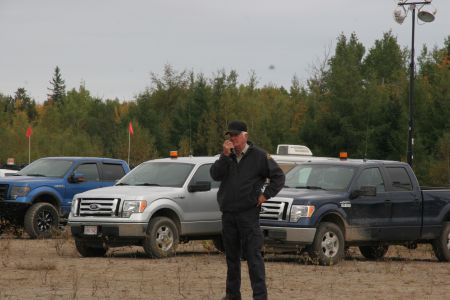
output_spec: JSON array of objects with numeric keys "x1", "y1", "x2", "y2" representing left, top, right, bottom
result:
[{"x1": 210, "y1": 120, "x2": 285, "y2": 300}]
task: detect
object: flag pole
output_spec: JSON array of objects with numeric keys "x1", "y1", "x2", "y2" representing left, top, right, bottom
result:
[
  {"x1": 28, "y1": 135, "x2": 31, "y2": 164},
  {"x1": 128, "y1": 130, "x2": 130, "y2": 166},
  {"x1": 127, "y1": 121, "x2": 133, "y2": 166}
]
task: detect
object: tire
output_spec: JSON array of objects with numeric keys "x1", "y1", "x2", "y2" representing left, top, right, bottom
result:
[
  {"x1": 75, "y1": 239, "x2": 108, "y2": 257},
  {"x1": 432, "y1": 222, "x2": 450, "y2": 262},
  {"x1": 359, "y1": 245, "x2": 389, "y2": 260},
  {"x1": 0, "y1": 216, "x2": 7, "y2": 235},
  {"x1": 309, "y1": 222, "x2": 344, "y2": 266},
  {"x1": 213, "y1": 236, "x2": 225, "y2": 253},
  {"x1": 143, "y1": 216, "x2": 179, "y2": 258},
  {"x1": 24, "y1": 203, "x2": 60, "y2": 239}
]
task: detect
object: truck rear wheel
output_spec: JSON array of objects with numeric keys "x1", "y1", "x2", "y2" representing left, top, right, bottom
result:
[
  {"x1": 143, "y1": 216, "x2": 179, "y2": 258},
  {"x1": 0, "y1": 216, "x2": 7, "y2": 235},
  {"x1": 309, "y1": 222, "x2": 344, "y2": 265},
  {"x1": 432, "y1": 222, "x2": 450, "y2": 262},
  {"x1": 24, "y1": 203, "x2": 59, "y2": 239},
  {"x1": 359, "y1": 245, "x2": 389, "y2": 260},
  {"x1": 75, "y1": 239, "x2": 108, "y2": 257},
  {"x1": 213, "y1": 236, "x2": 225, "y2": 253}
]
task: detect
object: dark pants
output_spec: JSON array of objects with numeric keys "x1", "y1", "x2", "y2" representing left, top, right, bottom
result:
[{"x1": 222, "y1": 207, "x2": 267, "y2": 300}]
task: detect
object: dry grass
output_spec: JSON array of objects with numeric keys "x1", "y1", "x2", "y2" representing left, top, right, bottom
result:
[{"x1": 1, "y1": 230, "x2": 450, "y2": 300}]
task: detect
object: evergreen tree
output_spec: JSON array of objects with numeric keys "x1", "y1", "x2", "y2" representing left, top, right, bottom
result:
[
  {"x1": 14, "y1": 88, "x2": 37, "y2": 121},
  {"x1": 47, "y1": 66, "x2": 66, "y2": 106}
]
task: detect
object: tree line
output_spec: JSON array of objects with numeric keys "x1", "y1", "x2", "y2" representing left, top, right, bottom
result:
[{"x1": 1, "y1": 32, "x2": 449, "y2": 186}]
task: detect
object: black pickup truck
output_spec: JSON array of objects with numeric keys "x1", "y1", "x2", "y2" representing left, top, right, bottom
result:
[{"x1": 260, "y1": 158, "x2": 450, "y2": 265}]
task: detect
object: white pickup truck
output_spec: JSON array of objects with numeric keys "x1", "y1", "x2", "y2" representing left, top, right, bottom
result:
[
  {"x1": 68, "y1": 156, "x2": 223, "y2": 257},
  {"x1": 68, "y1": 146, "x2": 319, "y2": 258}
]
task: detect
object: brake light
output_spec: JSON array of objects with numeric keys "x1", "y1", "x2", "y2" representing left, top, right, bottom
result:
[
  {"x1": 339, "y1": 152, "x2": 348, "y2": 159},
  {"x1": 170, "y1": 151, "x2": 178, "y2": 158}
]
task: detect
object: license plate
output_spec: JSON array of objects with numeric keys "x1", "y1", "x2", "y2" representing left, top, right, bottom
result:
[{"x1": 84, "y1": 225, "x2": 98, "y2": 235}]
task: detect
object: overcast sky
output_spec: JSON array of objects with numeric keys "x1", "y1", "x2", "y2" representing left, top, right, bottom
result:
[{"x1": 0, "y1": 0, "x2": 448, "y2": 103}]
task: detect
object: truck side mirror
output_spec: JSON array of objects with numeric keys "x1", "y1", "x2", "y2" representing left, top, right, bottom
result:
[
  {"x1": 69, "y1": 172, "x2": 86, "y2": 183},
  {"x1": 350, "y1": 185, "x2": 377, "y2": 199},
  {"x1": 188, "y1": 181, "x2": 211, "y2": 193}
]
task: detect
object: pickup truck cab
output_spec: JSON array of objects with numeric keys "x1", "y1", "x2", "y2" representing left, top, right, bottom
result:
[
  {"x1": 68, "y1": 156, "x2": 222, "y2": 258},
  {"x1": 260, "y1": 158, "x2": 450, "y2": 265},
  {"x1": 0, "y1": 157, "x2": 129, "y2": 238}
]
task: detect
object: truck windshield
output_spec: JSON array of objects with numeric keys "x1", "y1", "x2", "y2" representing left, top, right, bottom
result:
[
  {"x1": 117, "y1": 162, "x2": 195, "y2": 188},
  {"x1": 17, "y1": 159, "x2": 73, "y2": 178},
  {"x1": 284, "y1": 164, "x2": 356, "y2": 191}
]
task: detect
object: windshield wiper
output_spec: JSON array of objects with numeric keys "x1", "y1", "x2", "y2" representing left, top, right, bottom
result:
[
  {"x1": 116, "y1": 183, "x2": 129, "y2": 186},
  {"x1": 295, "y1": 185, "x2": 327, "y2": 190},
  {"x1": 26, "y1": 173, "x2": 46, "y2": 177},
  {"x1": 135, "y1": 183, "x2": 160, "y2": 186}
]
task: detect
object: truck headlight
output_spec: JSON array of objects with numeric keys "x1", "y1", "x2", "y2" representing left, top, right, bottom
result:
[
  {"x1": 122, "y1": 200, "x2": 147, "y2": 218},
  {"x1": 290, "y1": 205, "x2": 315, "y2": 222},
  {"x1": 10, "y1": 186, "x2": 31, "y2": 199},
  {"x1": 71, "y1": 198, "x2": 80, "y2": 216}
]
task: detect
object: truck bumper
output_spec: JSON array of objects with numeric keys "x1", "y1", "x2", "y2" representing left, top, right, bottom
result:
[
  {"x1": 0, "y1": 201, "x2": 30, "y2": 220},
  {"x1": 70, "y1": 222, "x2": 148, "y2": 238},
  {"x1": 261, "y1": 226, "x2": 316, "y2": 244}
]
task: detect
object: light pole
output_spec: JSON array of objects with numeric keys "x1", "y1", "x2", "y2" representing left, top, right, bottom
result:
[{"x1": 393, "y1": 0, "x2": 436, "y2": 167}]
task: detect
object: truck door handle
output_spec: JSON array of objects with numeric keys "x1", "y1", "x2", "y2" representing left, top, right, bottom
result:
[{"x1": 384, "y1": 200, "x2": 392, "y2": 205}]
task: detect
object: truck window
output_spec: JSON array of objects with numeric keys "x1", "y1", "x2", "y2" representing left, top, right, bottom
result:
[
  {"x1": 189, "y1": 164, "x2": 220, "y2": 188},
  {"x1": 117, "y1": 162, "x2": 194, "y2": 187},
  {"x1": 102, "y1": 163, "x2": 125, "y2": 181},
  {"x1": 386, "y1": 167, "x2": 413, "y2": 191},
  {"x1": 17, "y1": 159, "x2": 73, "y2": 178},
  {"x1": 278, "y1": 163, "x2": 296, "y2": 174},
  {"x1": 355, "y1": 167, "x2": 385, "y2": 193},
  {"x1": 285, "y1": 164, "x2": 355, "y2": 191},
  {"x1": 285, "y1": 166, "x2": 312, "y2": 187},
  {"x1": 74, "y1": 163, "x2": 100, "y2": 181}
]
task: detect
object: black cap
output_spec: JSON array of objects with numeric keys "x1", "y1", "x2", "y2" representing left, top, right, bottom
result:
[{"x1": 225, "y1": 120, "x2": 247, "y2": 135}]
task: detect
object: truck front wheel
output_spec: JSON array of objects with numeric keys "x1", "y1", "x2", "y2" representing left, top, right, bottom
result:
[
  {"x1": 143, "y1": 216, "x2": 179, "y2": 258},
  {"x1": 432, "y1": 222, "x2": 450, "y2": 262},
  {"x1": 359, "y1": 245, "x2": 389, "y2": 260},
  {"x1": 24, "y1": 203, "x2": 59, "y2": 239},
  {"x1": 309, "y1": 222, "x2": 344, "y2": 265},
  {"x1": 75, "y1": 239, "x2": 108, "y2": 257}
]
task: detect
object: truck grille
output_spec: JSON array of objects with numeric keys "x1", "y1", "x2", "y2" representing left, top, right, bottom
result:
[
  {"x1": 77, "y1": 198, "x2": 120, "y2": 217},
  {"x1": 0, "y1": 184, "x2": 8, "y2": 201},
  {"x1": 260, "y1": 198, "x2": 292, "y2": 221}
]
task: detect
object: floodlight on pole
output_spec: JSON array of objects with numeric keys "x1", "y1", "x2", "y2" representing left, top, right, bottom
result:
[
  {"x1": 394, "y1": 0, "x2": 436, "y2": 168},
  {"x1": 394, "y1": 7, "x2": 407, "y2": 24},
  {"x1": 417, "y1": 6, "x2": 436, "y2": 22}
]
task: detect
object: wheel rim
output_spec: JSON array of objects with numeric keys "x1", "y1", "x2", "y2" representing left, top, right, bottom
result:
[
  {"x1": 321, "y1": 231, "x2": 339, "y2": 258},
  {"x1": 155, "y1": 225, "x2": 174, "y2": 251},
  {"x1": 37, "y1": 210, "x2": 54, "y2": 232},
  {"x1": 446, "y1": 232, "x2": 450, "y2": 252}
]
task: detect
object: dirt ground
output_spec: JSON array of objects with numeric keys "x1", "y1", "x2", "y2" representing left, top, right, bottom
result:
[{"x1": 1, "y1": 229, "x2": 450, "y2": 300}]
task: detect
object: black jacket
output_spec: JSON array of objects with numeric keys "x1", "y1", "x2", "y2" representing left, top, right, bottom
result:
[{"x1": 210, "y1": 142, "x2": 285, "y2": 212}]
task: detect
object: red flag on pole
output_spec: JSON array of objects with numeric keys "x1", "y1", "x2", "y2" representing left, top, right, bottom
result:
[
  {"x1": 26, "y1": 126, "x2": 33, "y2": 138},
  {"x1": 128, "y1": 121, "x2": 134, "y2": 135}
]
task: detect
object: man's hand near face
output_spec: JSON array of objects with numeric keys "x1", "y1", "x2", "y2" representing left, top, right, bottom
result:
[{"x1": 223, "y1": 140, "x2": 234, "y2": 156}]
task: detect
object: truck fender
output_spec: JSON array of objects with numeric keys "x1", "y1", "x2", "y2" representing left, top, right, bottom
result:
[
  {"x1": 145, "y1": 198, "x2": 184, "y2": 231},
  {"x1": 313, "y1": 203, "x2": 348, "y2": 232},
  {"x1": 438, "y1": 203, "x2": 450, "y2": 223},
  {"x1": 26, "y1": 186, "x2": 63, "y2": 211}
]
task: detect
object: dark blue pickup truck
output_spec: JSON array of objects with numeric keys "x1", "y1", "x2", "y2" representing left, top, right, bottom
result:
[
  {"x1": 0, "y1": 157, "x2": 129, "y2": 238},
  {"x1": 260, "y1": 158, "x2": 450, "y2": 265}
]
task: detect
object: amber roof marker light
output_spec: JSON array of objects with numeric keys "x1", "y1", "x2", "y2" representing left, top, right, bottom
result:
[{"x1": 339, "y1": 152, "x2": 348, "y2": 160}]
